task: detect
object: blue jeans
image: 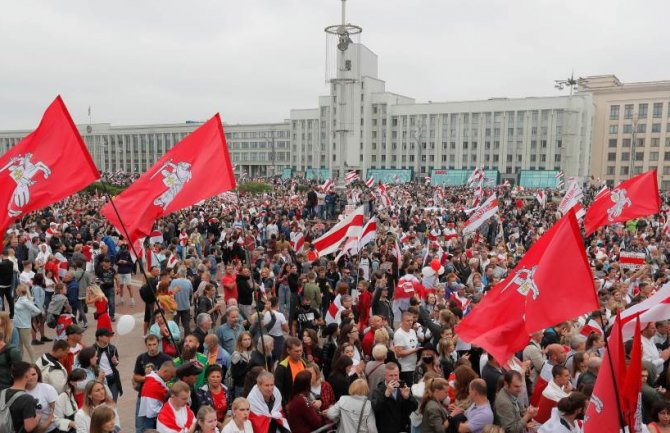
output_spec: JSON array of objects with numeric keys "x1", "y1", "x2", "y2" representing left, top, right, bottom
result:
[
  {"x1": 278, "y1": 284, "x2": 290, "y2": 318},
  {"x1": 135, "y1": 396, "x2": 142, "y2": 433},
  {"x1": 73, "y1": 299, "x2": 88, "y2": 326},
  {"x1": 102, "y1": 286, "x2": 115, "y2": 318},
  {"x1": 137, "y1": 416, "x2": 156, "y2": 433}
]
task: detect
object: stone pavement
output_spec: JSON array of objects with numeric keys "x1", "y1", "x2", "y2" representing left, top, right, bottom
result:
[{"x1": 30, "y1": 278, "x2": 150, "y2": 432}]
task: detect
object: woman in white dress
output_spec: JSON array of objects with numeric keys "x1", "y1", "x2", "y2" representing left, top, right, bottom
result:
[{"x1": 220, "y1": 398, "x2": 254, "y2": 433}]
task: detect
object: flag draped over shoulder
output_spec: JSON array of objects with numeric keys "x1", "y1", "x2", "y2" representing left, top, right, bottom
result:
[
  {"x1": 101, "y1": 114, "x2": 235, "y2": 243},
  {"x1": 0, "y1": 96, "x2": 99, "y2": 233},
  {"x1": 456, "y1": 210, "x2": 599, "y2": 363},
  {"x1": 584, "y1": 170, "x2": 660, "y2": 235}
]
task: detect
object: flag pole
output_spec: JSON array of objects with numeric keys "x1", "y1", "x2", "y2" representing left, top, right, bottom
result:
[
  {"x1": 596, "y1": 313, "x2": 627, "y2": 433},
  {"x1": 98, "y1": 179, "x2": 181, "y2": 357}
]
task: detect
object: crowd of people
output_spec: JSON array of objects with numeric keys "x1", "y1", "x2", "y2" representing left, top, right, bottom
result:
[{"x1": 2, "y1": 171, "x2": 670, "y2": 433}]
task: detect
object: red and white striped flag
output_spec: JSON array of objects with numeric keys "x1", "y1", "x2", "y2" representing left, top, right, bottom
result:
[
  {"x1": 377, "y1": 183, "x2": 391, "y2": 208},
  {"x1": 467, "y1": 165, "x2": 485, "y2": 187},
  {"x1": 580, "y1": 319, "x2": 604, "y2": 336},
  {"x1": 663, "y1": 214, "x2": 670, "y2": 236},
  {"x1": 424, "y1": 176, "x2": 432, "y2": 185},
  {"x1": 291, "y1": 232, "x2": 305, "y2": 253},
  {"x1": 312, "y1": 206, "x2": 365, "y2": 257},
  {"x1": 345, "y1": 171, "x2": 359, "y2": 185},
  {"x1": 334, "y1": 236, "x2": 359, "y2": 262},
  {"x1": 393, "y1": 174, "x2": 400, "y2": 183},
  {"x1": 558, "y1": 178, "x2": 586, "y2": 219},
  {"x1": 556, "y1": 171, "x2": 565, "y2": 188},
  {"x1": 325, "y1": 294, "x2": 343, "y2": 325},
  {"x1": 358, "y1": 217, "x2": 377, "y2": 250},
  {"x1": 463, "y1": 193, "x2": 498, "y2": 235},
  {"x1": 365, "y1": 176, "x2": 375, "y2": 188},
  {"x1": 502, "y1": 179, "x2": 510, "y2": 188},
  {"x1": 149, "y1": 230, "x2": 164, "y2": 245},
  {"x1": 392, "y1": 239, "x2": 402, "y2": 269},
  {"x1": 535, "y1": 191, "x2": 546, "y2": 208},
  {"x1": 513, "y1": 184, "x2": 524, "y2": 195},
  {"x1": 321, "y1": 179, "x2": 334, "y2": 192}
]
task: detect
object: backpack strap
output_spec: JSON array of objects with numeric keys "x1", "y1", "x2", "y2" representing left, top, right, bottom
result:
[{"x1": 0, "y1": 389, "x2": 26, "y2": 410}]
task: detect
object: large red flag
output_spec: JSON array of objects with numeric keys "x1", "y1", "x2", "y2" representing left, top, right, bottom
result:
[
  {"x1": 583, "y1": 317, "x2": 626, "y2": 433},
  {"x1": 456, "y1": 210, "x2": 599, "y2": 363},
  {"x1": 622, "y1": 317, "x2": 642, "y2": 432},
  {"x1": 101, "y1": 114, "x2": 235, "y2": 243},
  {"x1": 0, "y1": 96, "x2": 99, "y2": 234},
  {"x1": 584, "y1": 170, "x2": 660, "y2": 235}
]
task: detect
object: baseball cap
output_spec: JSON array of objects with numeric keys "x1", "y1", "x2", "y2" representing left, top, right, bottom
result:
[{"x1": 95, "y1": 328, "x2": 114, "y2": 338}]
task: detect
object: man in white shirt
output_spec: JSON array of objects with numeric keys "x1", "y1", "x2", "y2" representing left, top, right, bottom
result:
[
  {"x1": 393, "y1": 311, "x2": 419, "y2": 385},
  {"x1": 19, "y1": 260, "x2": 35, "y2": 286},
  {"x1": 642, "y1": 322, "x2": 670, "y2": 372}
]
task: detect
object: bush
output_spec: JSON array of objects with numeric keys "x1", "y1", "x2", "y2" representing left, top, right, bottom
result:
[
  {"x1": 237, "y1": 182, "x2": 272, "y2": 194},
  {"x1": 83, "y1": 182, "x2": 126, "y2": 196}
]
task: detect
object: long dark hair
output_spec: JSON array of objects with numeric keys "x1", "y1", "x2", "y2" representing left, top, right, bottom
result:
[{"x1": 291, "y1": 370, "x2": 312, "y2": 399}]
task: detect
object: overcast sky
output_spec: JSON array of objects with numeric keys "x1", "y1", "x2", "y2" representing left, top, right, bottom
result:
[{"x1": 1, "y1": 0, "x2": 668, "y2": 130}]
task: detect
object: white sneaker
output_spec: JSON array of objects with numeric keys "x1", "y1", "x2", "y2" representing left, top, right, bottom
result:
[
  {"x1": 130, "y1": 299, "x2": 136, "y2": 307},
  {"x1": 118, "y1": 299, "x2": 124, "y2": 306}
]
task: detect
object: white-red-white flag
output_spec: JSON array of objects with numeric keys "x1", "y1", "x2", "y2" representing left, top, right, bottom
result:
[
  {"x1": 365, "y1": 177, "x2": 375, "y2": 188},
  {"x1": 358, "y1": 217, "x2": 377, "y2": 250},
  {"x1": 321, "y1": 179, "x2": 334, "y2": 192},
  {"x1": 463, "y1": 194, "x2": 498, "y2": 235},
  {"x1": 377, "y1": 184, "x2": 391, "y2": 208},
  {"x1": 580, "y1": 319, "x2": 604, "y2": 336},
  {"x1": 312, "y1": 206, "x2": 365, "y2": 257},
  {"x1": 334, "y1": 236, "x2": 359, "y2": 263},
  {"x1": 534, "y1": 191, "x2": 546, "y2": 208},
  {"x1": 291, "y1": 232, "x2": 305, "y2": 253},
  {"x1": 345, "y1": 171, "x2": 359, "y2": 185},
  {"x1": 556, "y1": 171, "x2": 565, "y2": 188},
  {"x1": 558, "y1": 178, "x2": 586, "y2": 219},
  {"x1": 325, "y1": 294, "x2": 343, "y2": 325},
  {"x1": 424, "y1": 176, "x2": 432, "y2": 185}
]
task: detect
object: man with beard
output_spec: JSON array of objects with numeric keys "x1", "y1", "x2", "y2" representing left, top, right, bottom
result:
[
  {"x1": 291, "y1": 296, "x2": 322, "y2": 338},
  {"x1": 174, "y1": 334, "x2": 208, "y2": 389}
]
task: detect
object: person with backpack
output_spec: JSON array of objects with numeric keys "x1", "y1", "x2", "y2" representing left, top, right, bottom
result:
[
  {"x1": 0, "y1": 360, "x2": 46, "y2": 433},
  {"x1": 0, "y1": 329, "x2": 21, "y2": 391}
]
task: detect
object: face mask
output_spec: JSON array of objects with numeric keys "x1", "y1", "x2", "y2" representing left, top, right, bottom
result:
[
  {"x1": 422, "y1": 356, "x2": 434, "y2": 364},
  {"x1": 74, "y1": 381, "x2": 86, "y2": 391}
]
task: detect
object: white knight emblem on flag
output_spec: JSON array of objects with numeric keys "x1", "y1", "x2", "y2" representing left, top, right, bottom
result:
[
  {"x1": 0, "y1": 153, "x2": 51, "y2": 217},
  {"x1": 151, "y1": 160, "x2": 192, "y2": 210},
  {"x1": 500, "y1": 265, "x2": 540, "y2": 300},
  {"x1": 607, "y1": 189, "x2": 632, "y2": 221}
]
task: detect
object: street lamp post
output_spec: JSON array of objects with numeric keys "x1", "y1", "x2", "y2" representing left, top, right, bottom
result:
[
  {"x1": 266, "y1": 131, "x2": 276, "y2": 177},
  {"x1": 413, "y1": 117, "x2": 424, "y2": 179}
]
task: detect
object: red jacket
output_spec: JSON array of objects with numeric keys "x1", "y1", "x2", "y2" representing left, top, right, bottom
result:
[
  {"x1": 286, "y1": 394, "x2": 326, "y2": 433},
  {"x1": 358, "y1": 290, "x2": 373, "y2": 332}
]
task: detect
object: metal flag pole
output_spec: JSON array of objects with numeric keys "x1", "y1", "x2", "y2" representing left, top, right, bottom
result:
[{"x1": 99, "y1": 180, "x2": 181, "y2": 357}]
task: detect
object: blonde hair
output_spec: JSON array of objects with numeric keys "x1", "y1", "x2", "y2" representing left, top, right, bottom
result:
[
  {"x1": 419, "y1": 377, "x2": 449, "y2": 413},
  {"x1": 231, "y1": 397, "x2": 250, "y2": 411},
  {"x1": 88, "y1": 284, "x2": 107, "y2": 301},
  {"x1": 15, "y1": 284, "x2": 31, "y2": 299},
  {"x1": 0, "y1": 312, "x2": 13, "y2": 344},
  {"x1": 348, "y1": 378, "x2": 369, "y2": 396},
  {"x1": 374, "y1": 328, "x2": 389, "y2": 345}
]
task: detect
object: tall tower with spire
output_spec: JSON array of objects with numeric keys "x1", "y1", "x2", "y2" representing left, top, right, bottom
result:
[{"x1": 324, "y1": 0, "x2": 364, "y2": 180}]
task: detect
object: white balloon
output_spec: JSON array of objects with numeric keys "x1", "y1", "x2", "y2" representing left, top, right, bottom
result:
[{"x1": 116, "y1": 314, "x2": 135, "y2": 336}]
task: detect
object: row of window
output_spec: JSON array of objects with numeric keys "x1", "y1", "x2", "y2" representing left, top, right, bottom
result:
[
  {"x1": 608, "y1": 123, "x2": 669, "y2": 134},
  {"x1": 609, "y1": 102, "x2": 669, "y2": 120}
]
